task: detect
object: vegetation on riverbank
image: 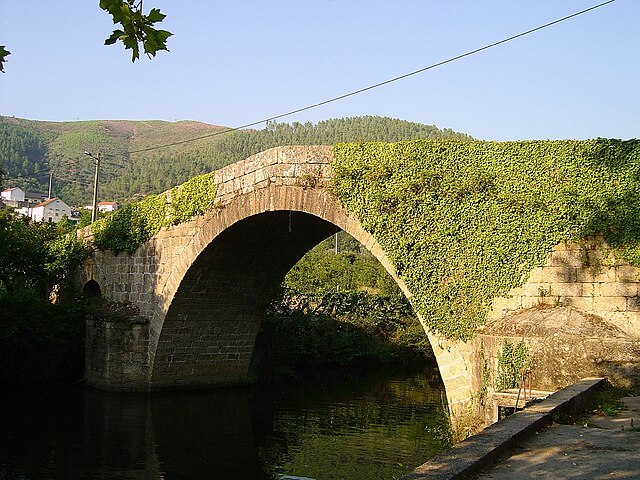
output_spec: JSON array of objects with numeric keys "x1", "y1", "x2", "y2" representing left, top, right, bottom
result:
[
  {"x1": 0, "y1": 209, "x2": 91, "y2": 385},
  {"x1": 253, "y1": 289, "x2": 430, "y2": 382},
  {"x1": 0, "y1": 290, "x2": 87, "y2": 384},
  {"x1": 250, "y1": 230, "x2": 429, "y2": 382}
]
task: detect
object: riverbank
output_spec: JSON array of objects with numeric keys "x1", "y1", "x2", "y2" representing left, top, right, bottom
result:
[
  {"x1": 402, "y1": 379, "x2": 640, "y2": 480},
  {"x1": 473, "y1": 391, "x2": 640, "y2": 479},
  {"x1": 474, "y1": 420, "x2": 640, "y2": 479}
]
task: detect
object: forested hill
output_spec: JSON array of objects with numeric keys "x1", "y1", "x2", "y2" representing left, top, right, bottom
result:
[{"x1": 0, "y1": 115, "x2": 472, "y2": 206}]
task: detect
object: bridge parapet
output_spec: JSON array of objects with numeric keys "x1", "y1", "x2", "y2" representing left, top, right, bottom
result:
[{"x1": 213, "y1": 145, "x2": 333, "y2": 204}]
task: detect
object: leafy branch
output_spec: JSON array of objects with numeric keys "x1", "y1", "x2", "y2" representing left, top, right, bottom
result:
[
  {"x1": 1, "y1": 2, "x2": 171, "y2": 73},
  {"x1": 100, "y1": 0, "x2": 172, "y2": 62},
  {"x1": 0, "y1": 46, "x2": 10, "y2": 73}
]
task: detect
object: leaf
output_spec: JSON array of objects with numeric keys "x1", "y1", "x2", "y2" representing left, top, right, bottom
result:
[
  {"x1": 154, "y1": 29, "x2": 173, "y2": 44},
  {"x1": 146, "y1": 8, "x2": 166, "y2": 24},
  {"x1": 0, "y1": 45, "x2": 10, "y2": 73},
  {"x1": 104, "y1": 29, "x2": 124, "y2": 46},
  {"x1": 101, "y1": 1, "x2": 172, "y2": 63}
]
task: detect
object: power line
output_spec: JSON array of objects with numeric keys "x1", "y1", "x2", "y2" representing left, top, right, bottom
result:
[
  {"x1": 5, "y1": 169, "x2": 50, "y2": 180},
  {"x1": 128, "y1": 0, "x2": 615, "y2": 155},
  {"x1": 5, "y1": 155, "x2": 124, "y2": 180}
]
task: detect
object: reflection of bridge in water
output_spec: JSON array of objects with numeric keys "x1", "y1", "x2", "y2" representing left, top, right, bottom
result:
[
  {"x1": 0, "y1": 370, "x2": 449, "y2": 478},
  {"x1": 84, "y1": 389, "x2": 265, "y2": 478},
  {"x1": 79, "y1": 145, "x2": 640, "y2": 429}
]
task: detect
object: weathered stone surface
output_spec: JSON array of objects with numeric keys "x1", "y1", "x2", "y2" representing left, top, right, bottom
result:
[{"x1": 400, "y1": 378, "x2": 606, "y2": 480}]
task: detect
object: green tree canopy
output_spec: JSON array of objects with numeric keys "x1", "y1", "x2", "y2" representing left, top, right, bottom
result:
[{"x1": 0, "y1": 210, "x2": 88, "y2": 296}]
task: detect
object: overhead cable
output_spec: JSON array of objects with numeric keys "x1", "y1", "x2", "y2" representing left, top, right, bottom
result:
[{"x1": 128, "y1": 0, "x2": 616, "y2": 155}]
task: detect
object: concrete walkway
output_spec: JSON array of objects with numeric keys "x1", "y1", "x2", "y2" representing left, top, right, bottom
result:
[
  {"x1": 474, "y1": 423, "x2": 639, "y2": 479},
  {"x1": 400, "y1": 380, "x2": 640, "y2": 480},
  {"x1": 475, "y1": 396, "x2": 640, "y2": 479}
]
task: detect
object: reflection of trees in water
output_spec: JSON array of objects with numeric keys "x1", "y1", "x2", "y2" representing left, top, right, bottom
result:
[
  {"x1": 0, "y1": 368, "x2": 448, "y2": 480},
  {"x1": 252, "y1": 368, "x2": 450, "y2": 480}
]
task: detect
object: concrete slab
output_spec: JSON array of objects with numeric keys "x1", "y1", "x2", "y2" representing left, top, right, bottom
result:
[
  {"x1": 400, "y1": 378, "x2": 606, "y2": 480},
  {"x1": 474, "y1": 424, "x2": 640, "y2": 479},
  {"x1": 475, "y1": 396, "x2": 640, "y2": 479}
]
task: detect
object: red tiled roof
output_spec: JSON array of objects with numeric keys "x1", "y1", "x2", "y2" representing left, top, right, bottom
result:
[{"x1": 32, "y1": 197, "x2": 61, "y2": 208}]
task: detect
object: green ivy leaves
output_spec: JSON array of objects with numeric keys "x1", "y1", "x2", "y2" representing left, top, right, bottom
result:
[
  {"x1": 332, "y1": 139, "x2": 640, "y2": 340},
  {"x1": 92, "y1": 172, "x2": 216, "y2": 253},
  {"x1": 496, "y1": 339, "x2": 531, "y2": 391},
  {"x1": 169, "y1": 173, "x2": 217, "y2": 225},
  {"x1": 100, "y1": 0, "x2": 172, "y2": 62}
]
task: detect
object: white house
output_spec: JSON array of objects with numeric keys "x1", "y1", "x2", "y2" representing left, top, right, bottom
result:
[
  {"x1": 1, "y1": 186, "x2": 25, "y2": 203},
  {"x1": 30, "y1": 198, "x2": 72, "y2": 223},
  {"x1": 97, "y1": 201, "x2": 118, "y2": 213}
]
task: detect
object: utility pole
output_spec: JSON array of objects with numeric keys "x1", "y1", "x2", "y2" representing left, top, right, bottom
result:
[
  {"x1": 334, "y1": 232, "x2": 339, "y2": 255},
  {"x1": 47, "y1": 171, "x2": 53, "y2": 199},
  {"x1": 84, "y1": 151, "x2": 101, "y2": 223}
]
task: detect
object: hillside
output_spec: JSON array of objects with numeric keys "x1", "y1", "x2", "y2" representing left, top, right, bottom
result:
[{"x1": 0, "y1": 115, "x2": 472, "y2": 206}]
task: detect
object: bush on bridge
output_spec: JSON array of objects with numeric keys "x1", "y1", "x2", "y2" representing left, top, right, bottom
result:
[
  {"x1": 92, "y1": 172, "x2": 217, "y2": 253},
  {"x1": 331, "y1": 139, "x2": 640, "y2": 340}
]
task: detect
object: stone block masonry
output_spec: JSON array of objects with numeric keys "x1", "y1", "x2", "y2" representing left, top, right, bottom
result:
[
  {"x1": 85, "y1": 316, "x2": 150, "y2": 391},
  {"x1": 486, "y1": 237, "x2": 640, "y2": 341},
  {"x1": 478, "y1": 237, "x2": 640, "y2": 424}
]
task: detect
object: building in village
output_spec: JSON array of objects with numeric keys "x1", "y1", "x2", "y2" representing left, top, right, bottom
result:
[
  {"x1": 1, "y1": 187, "x2": 48, "y2": 209},
  {"x1": 29, "y1": 198, "x2": 72, "y2": 223},
  {"x1": 1, "y1": 186, "x2": 26, "y2": 204},
  {"x1": 2, "y1": 186, "x2": 76, "y2": 223},
  {"x1": 97, "y1": 201, "x2": 118, "y2": 213},
  {"x1": 25, "y1": 191, "x2": 49, "y2": 206}
]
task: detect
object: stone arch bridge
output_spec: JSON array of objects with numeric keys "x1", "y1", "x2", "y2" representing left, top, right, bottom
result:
[{"x1": 79, "y1": 146, "x2": 640, "y2": 426}]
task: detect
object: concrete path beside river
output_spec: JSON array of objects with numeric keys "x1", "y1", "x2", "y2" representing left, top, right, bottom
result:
[
  {"x1": 400, "y1": 380, "x2": 640, "y2": 480},
  {"x1": 475, "y1": 396, "x2": 640, "y2": 479}
]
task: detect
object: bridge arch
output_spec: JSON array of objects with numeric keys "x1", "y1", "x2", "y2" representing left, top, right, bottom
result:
[
  {"x1": 81, "y1": 146, "x2": 475, "y2": 420},
  {"x1": 82, "y1": 279, "x2": 102, "y2": 298}
]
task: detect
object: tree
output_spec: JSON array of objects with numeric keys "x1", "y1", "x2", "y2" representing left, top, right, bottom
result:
[
  {"x1": 0, "y1": 1, "x2": 171, "y2": 73},
  {"x1": 0, "y1": 210, "x2": 88, "y2": 296},
  {"x1": 0, "y1": 210, "x2": 52, "y2": 293}
]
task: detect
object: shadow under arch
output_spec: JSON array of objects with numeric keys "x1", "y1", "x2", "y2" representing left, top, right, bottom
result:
[
  {"x1": 151, "y1": 210, "x2": 336, "y2": 387},
  {"x1": 82, "y1": 279, "x2": 102, "y2": 298},
  {"x1": 148, "y1": 183, "x2": 473, "y2": 421}
]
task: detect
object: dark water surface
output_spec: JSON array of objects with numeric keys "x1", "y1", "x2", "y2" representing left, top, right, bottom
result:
[{"x1": 0, "y1": 367, "x2": 450, "y2": 480}]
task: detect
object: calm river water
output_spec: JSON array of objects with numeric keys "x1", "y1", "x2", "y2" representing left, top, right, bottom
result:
[{"x1": 0, "y1": 367, "x2": 450, "y2": 480}]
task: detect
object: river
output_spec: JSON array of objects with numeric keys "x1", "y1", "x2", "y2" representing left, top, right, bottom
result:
[{"x1": 0, "y1": 366, "x2": 449, "y2": 480}]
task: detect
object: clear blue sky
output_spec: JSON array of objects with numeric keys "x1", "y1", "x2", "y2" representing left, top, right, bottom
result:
[{"x1": 1, "y1": 0, "x2": 638, "y2": 140}]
